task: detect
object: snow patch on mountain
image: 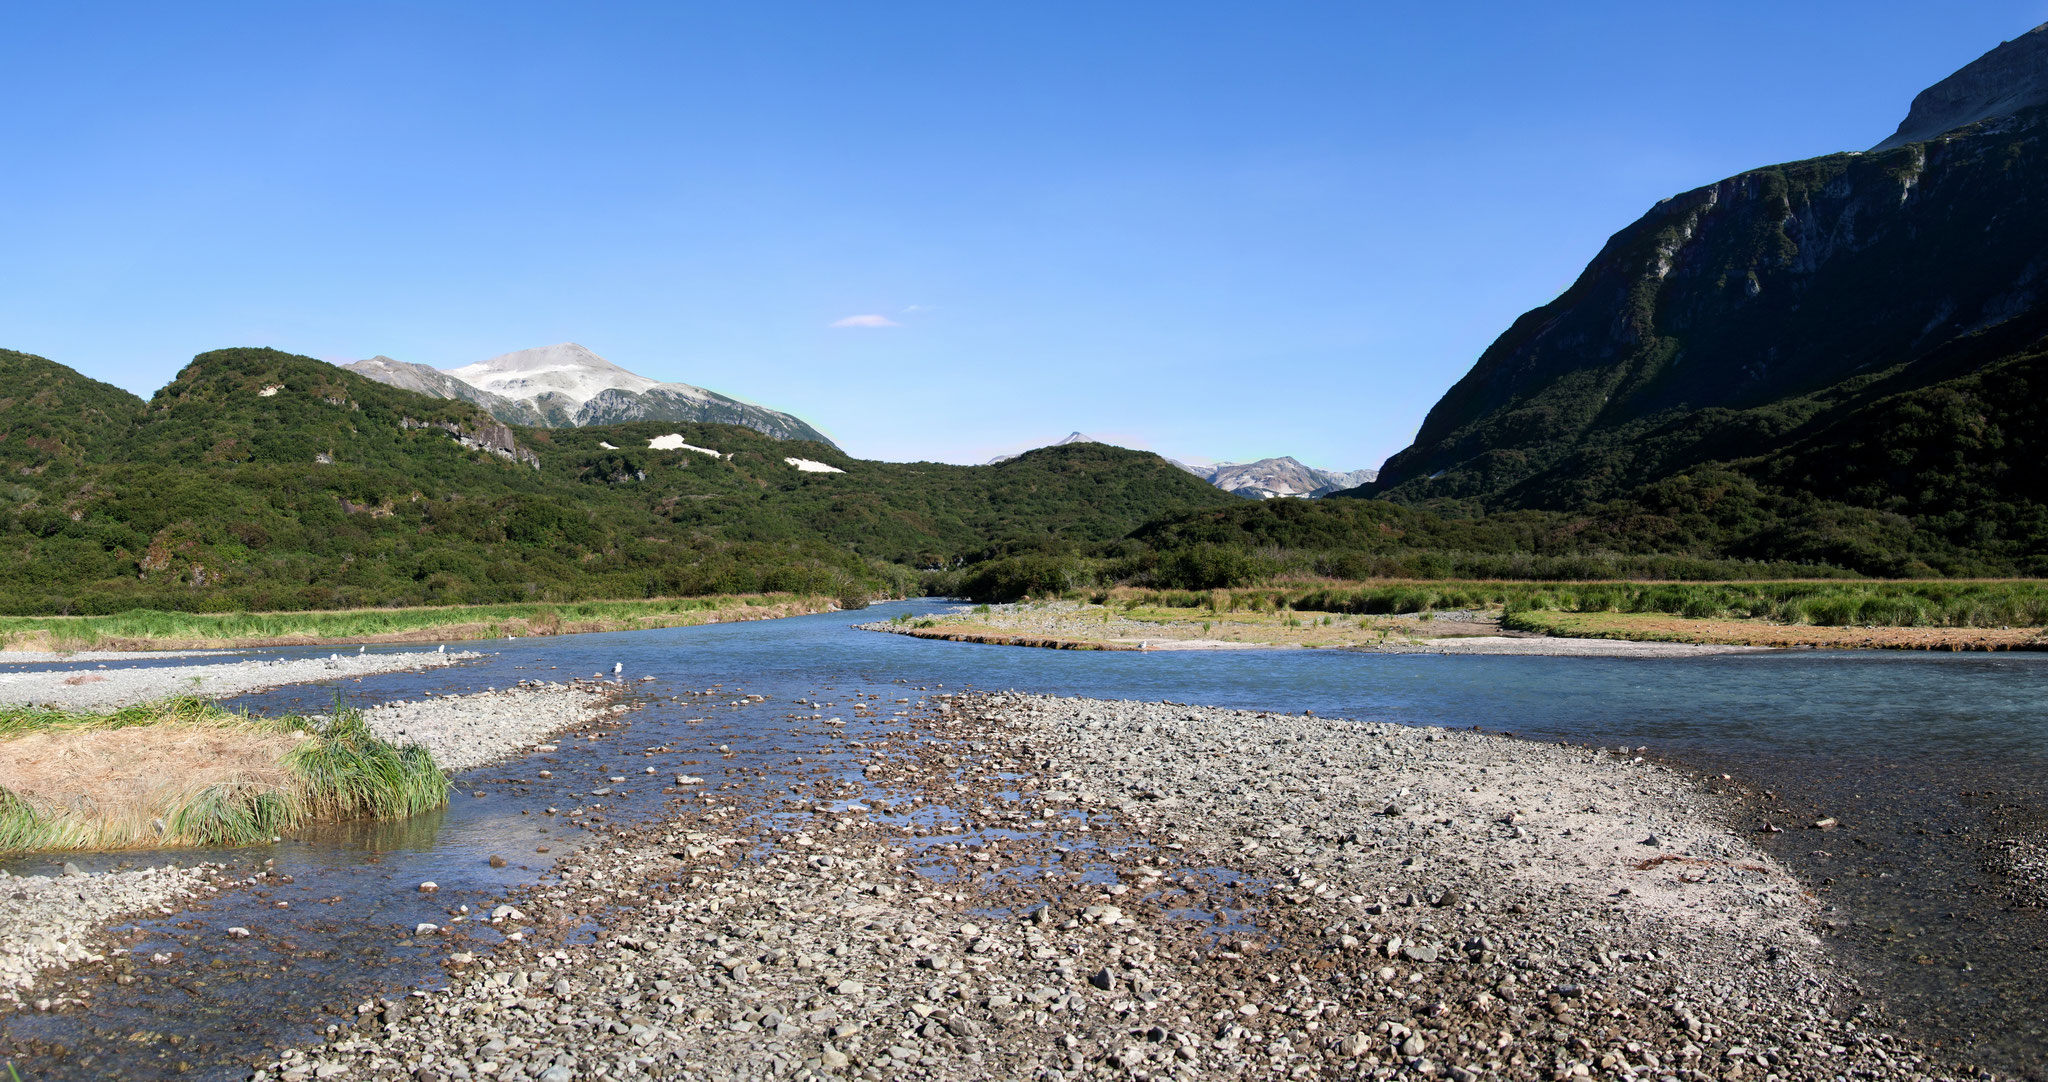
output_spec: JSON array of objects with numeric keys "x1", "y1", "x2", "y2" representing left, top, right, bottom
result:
[
  {"x1": 648, "y1": 434, "x2": 720, "y2": 456},
  {"x1": 785, "y1": 458, "x2": 843, "y2": 473}
]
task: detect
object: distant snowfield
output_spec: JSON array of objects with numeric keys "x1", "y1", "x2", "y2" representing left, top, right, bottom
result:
[
  {"x1": 649, "y1": 434, "x2": 720, "y2": 456},
  {"x1": 448, "y1": 343, "x2": 666, "y2": 408},
  {"x1": 598, "y1": 441, "x2": 618, "y2": 450},
  {"x1": 785, "y1": 457, "x2": 844, "y2": 473}
]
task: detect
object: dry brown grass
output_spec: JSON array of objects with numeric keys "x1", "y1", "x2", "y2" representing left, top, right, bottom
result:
[
  {"x1": 0, "y1": 723, "x2": 302, "y2": 846},
  {"x1": 1511, "y1": 610, "x2": 2048, "y2": 651}
]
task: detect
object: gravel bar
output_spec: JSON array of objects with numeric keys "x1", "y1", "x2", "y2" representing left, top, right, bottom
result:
[
  {"x1": 248, "y1": 689, "x2": 1982, "y2": 1082},
  {"x1": 359, "y1": 681, "x2": 633, "y2": 774},
  {"x1": 0, "y1": 649, "x2": 230, "y2": 664},
  {"x1": 0, "y1": 649, "x2": 484, "y2": 711},
  {"x1": 1, "y1": 863, "x2": 222, "y2": 1010}
]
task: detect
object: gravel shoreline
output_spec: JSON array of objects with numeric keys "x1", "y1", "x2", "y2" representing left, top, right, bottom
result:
[
  {"x1": 0, "y1": 649, "x2": 485, "y2": 711},
  {"x1": 358, "y1": 681, "x2": 634, "y2": 774},
  {"x1": 0, "y1": 649, "x2": 229, "y2": 664},
  {"x1": 1351, "y1": 635, "x2": 1773, "y2": 657},
  {"x1": 249, "y1": 691, "x2": 1975, "y2": 1082},
  {"x1": 1, "y1": 863, "x2": 222, "y2": 1011},
  {"x1": 859, "y1": 611, "x2": 1774, "y2": 658}
]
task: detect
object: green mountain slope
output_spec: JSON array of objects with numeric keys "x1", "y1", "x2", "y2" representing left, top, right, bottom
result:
[
  {"x1": 0, "y1": 349, "x2": 145, "y2": 470},
  {"x1": 0, "y1": 348, "x2": 1234, "y2": 614},
  {"x1": 1373, "y1": 111, "x2": 2048, "y2": 509},
  {"x1": 1352, "y1": 33, "x2": 2048, "y2": 572}
]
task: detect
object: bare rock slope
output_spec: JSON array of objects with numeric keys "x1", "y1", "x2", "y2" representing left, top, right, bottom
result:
[{"x1": 1874, "y1": 22, "x2": 2048, "y2": 151}]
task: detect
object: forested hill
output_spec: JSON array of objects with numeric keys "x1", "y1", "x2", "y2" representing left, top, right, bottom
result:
[
  {"x1": 0, "y1": 349, "x2": 146, "y2": 470},
  {"x1": 0, "y1": 347, "x2": 1235, "y2": 614},
  {"x1": 1356, "y1": 35, "x2": 2048, "y2": 572}
]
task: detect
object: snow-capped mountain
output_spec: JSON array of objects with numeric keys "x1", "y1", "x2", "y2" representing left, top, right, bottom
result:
[
  {"x1": 989, "y1": 434, "x2": 1374, "y2": 498},
  {"x1": 342, "y1": 343, "x2": 835, "y2": 446},
  {"x1": 1180, "y1": 457, "x2": 1378, "y2": 499},
  {"x1": 344, "y1": 356, "x2": 547, "y2": 425}
]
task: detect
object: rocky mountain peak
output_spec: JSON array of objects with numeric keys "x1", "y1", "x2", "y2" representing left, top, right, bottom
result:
[
  {"x1": 1873, "y1": 22, "x2": 2048, "y2": 150},
  {"x1": 342, "y1": 344, "x2": 835, "y2": 447},
  {"x1": 445, "y1": 342, "x2": 663, "y2": 409}
]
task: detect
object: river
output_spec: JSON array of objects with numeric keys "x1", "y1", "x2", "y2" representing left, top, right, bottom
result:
[{"x1": 2, "y1": 599, "x2": 2044, "y2": 1079}]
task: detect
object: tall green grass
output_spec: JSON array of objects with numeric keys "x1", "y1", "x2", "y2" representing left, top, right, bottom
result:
[
  {"x1": 0, "y1": 699, "x2": 448, "y2": 853},
  {"x1": 0, "y1": 696, "x2": 226, "y2": 738},
  {"x1": 0, "y1": 593, "x2": 830, "y2": 651},
  {"x1": 1123, "y1": 580, "x2": 2048, "y2": 628}
]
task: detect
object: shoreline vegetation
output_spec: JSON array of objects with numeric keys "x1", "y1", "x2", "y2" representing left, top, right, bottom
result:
[
  {"x1": 0, "y1": 593, "x2": 844, "y2": 653},
  {"x1": 0, "y1": 698, "x2": 447, "y2": 853},
  {"x1": 868, "y1": 582, "x2": 2048, "y2": 653}
]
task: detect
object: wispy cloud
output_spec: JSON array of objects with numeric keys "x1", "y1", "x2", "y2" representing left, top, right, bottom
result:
[
  {"x1": 902, "y1": 304, "x2": 935, "y2": 314},
  {"x1": 829, "y1": 314, "x2": 899, "y2": 328}
]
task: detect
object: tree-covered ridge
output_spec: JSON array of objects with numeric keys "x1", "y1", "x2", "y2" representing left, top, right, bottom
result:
[
  {"x1": 0, "y1": 348, "x2": 1236, "y2": 615},
  {"x1": 0, "y1": 349, "x2": 145, "y2": 469}
]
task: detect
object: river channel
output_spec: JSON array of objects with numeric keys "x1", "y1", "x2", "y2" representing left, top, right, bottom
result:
[{"x1": 2, "y1": 599, "x2": 2045, "y2": 1079}]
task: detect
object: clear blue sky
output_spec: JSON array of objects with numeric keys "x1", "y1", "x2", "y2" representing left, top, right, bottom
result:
[{"x1": 3, "y1": 2, "x2": 2042, "y2": 468}]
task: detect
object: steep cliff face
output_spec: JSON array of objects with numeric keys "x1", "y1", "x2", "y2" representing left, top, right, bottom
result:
[
  {"x1": 1874, "y1": 22, "x2": 2048, "y2": 151},
  {"x1": 1371, "y1": 98, "x2": 2048, "y2": 510}
]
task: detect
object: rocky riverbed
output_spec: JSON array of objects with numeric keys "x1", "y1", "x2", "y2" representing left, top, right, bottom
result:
[
  {"x1": 1, "y1": 863, "x2": 222, "y2": 1011},
  {"x1": 248, "y1": 692, "x2": 1974, "y2": 1082},
  {"x1": 0, "y1": 649, "x2": 485, "y2": 711}
]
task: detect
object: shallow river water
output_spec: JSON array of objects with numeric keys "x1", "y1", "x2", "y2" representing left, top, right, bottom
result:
[{"x1": 2, "y1": 600, "x2": 2045, "y2": 1079}]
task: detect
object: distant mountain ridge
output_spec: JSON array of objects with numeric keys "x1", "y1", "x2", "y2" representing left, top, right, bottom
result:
[
  {"x1": 343, "y1": 343, "x2": 835, "y2": 447},
  {"x1": 990, "y1": 433, "x2": 1374, "y2": 499},
  {"x1": 984, "y1": 432, "x2": 1101, "y2": 465},
  {"x1": 0, "y1": 346, "x2": 1238, "y2": 613},
  {"x1": 1183, "y1": 457, "x2": 1378, "y2": 499}
]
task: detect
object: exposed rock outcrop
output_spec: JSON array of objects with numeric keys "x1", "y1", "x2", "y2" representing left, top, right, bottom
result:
[{"x1": 1874, "y1": 22, "x2": 2048, "y2": 151}]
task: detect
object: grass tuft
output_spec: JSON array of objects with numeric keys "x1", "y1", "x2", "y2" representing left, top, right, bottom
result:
[{"x1": 0, "y1": 699, "x2": 448, "y2": 853}]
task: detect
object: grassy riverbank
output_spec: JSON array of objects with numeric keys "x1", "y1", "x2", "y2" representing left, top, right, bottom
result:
[
  {"x1": 0, "y1": 698, "x2": 446, "y2": 852},
  {"x1": 886, "y1": 581, "x2": 2048, "y2": 653},
  {"x1": 1114, "y1": 579, "x2": 2048, "y2": 628},
  {"x1": 0, "y1": 593, "x2": 842, "y2": 652},
  {"x1": 1500, "y1": 609, "x2": 2048, "y2": 650}
]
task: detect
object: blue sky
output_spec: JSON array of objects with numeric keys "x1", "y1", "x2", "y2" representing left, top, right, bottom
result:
[{"x1": 3, "y1": 2, "x2": 2042, "y2": 468}]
